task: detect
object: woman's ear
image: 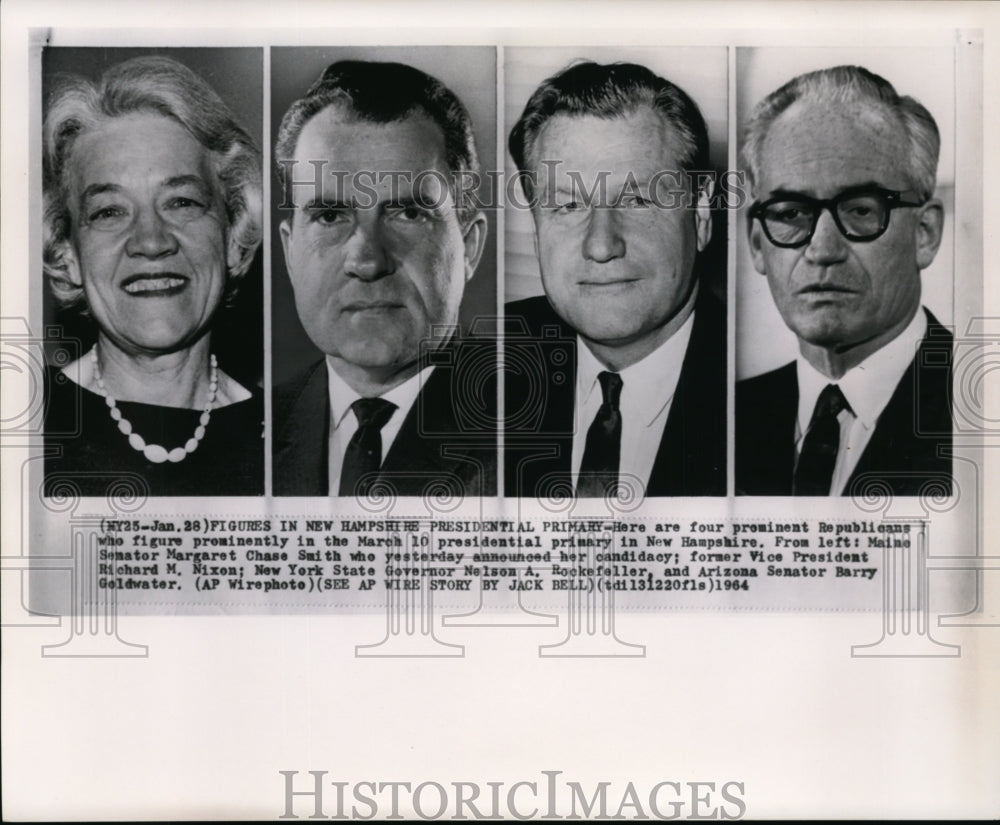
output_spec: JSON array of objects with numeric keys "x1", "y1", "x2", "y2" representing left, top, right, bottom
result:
[
  {"x1": 58, "y1": 241, "x2": 83, "y2": 287},
  {"x1": 227, "y1": 232, "x2": 252, "y2": 279}
]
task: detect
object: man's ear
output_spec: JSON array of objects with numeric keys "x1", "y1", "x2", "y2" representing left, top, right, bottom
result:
[
  {"x1": 694, "y1": 177, "x2": 714, "y2": 252},
  {"x1": 914, "y1": 198, "x2": 944, "y2": 270},
  {"x1": 462, "y1": 212, "x2": 488, "y2": 282},
  {"x1": 748, "y1": 218, "x2": 768, "y2": 275}
]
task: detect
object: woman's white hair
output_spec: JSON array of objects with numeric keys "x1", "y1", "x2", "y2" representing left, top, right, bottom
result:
[{"x1": 43, "y1": 55, "x2": 262, "y2": 312}]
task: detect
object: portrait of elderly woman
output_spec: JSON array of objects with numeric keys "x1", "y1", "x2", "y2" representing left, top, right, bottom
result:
[{"x1": 42, "y1": 54, "x2": 264, "y2": 496}]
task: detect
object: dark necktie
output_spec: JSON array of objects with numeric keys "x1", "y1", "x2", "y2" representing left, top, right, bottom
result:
[
  {"x1": 339, "y1": 398, "x2": 397, "y2": 496},
  {"x1": 576, "y1": 371, "x2": 623, "y2": 498},
  {"x1": 793, "y1": 383, "x2": 849, "y2": 496}
]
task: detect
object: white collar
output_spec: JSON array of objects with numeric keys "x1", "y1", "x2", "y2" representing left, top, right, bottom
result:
[
  {"x1": 325, "y1": 358, "x2": 433, "y2": 428},
  {"x1": 796, "y1": 308, "x2": 928, "y2": 432},
  {"x1": 576, "y1": 309, "x2": 696, "y2": 426}
]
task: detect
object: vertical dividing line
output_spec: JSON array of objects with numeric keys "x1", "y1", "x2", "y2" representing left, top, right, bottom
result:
[
  {"x1": 569, "y1": 582, "x2": 580, "y2": 636},
  {"x1": 88, "y1": 530, "x2": 98, "y2": 635},
  {"x1": 496, "y1": 45, "x2": 506, "y2": 500},
  {"x1": 951, "y1": 38, "x2": 958, "y2": 343},
  {"x1": 262, "y1": 47, "x2": 273, "y2": 498},
  {"x1": 902, "y1": 535, "x2": 912, "y2": 636},
  {"x1": 918, "y1": 523, "x2": 928, "y2": 636},
  {"x1": 73, "y1": 530, "x2": 83, "y2": 636},
  {"x1": 886, "y1": 547, "x2": 896, "y2": 636},
  {"x1": 28, "y1": 33, "x2": 45, "y2": 558},
  {"x1": 29, "y1": 33, "x2": 44, "y2": 365},
  {"x1": 421, "y1": 532, "x2": 432, "y2": 636},
  {"x1": 585, "y1": 540, "x2": 596, "y2": 636},
  {"x1": 726, "y1": 45, "x2": 737, "y2": 499},
  {"x1": 389, "y1": 573, "x2": 399, "y2": 636},
  {"x1": 881, "y1": 546, "x2": 891, "y2": 637}
]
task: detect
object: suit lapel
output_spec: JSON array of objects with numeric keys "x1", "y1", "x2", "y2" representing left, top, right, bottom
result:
[
  {"x1": 274, "y1": 362, "x2": 330, "y2": 495},
  {"x1": 521, "y1": 336, "x2": 575, "y2": 497},
  {"x1": 380, "y1": 351, "x2": 496, "y2": 496},
  {"x1": 735, "y1": 362, "x2": 798, "y2": 495},
  {"x1": 847, "y1": 311, "x2": 953, "y2": 494},
  {"x1": 505, "y1": 300, "x2": 576, "y2": 497},
  {"x1": 648, "y1": 295, "x2": 726, "y2": 496},
  {"x1": 382, "y1": 364, "x2": 459, "y2": 486}
]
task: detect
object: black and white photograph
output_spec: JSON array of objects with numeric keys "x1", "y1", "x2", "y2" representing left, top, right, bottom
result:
[
  {"x1": 502, "y1": 46, "x2": 728, "y2": 501},
  {"x1": 270, "y1": 46, "x2": 498, "y2": 498},
  {"x1": 41, "y1": 47, "x2": 265, "y2": 496},
  {"x1": 735, "y1": 47, "x2": 956, "y2": 498},
  {"x1": 2, "y1": 2, "x2": 997, "y2": 822}
]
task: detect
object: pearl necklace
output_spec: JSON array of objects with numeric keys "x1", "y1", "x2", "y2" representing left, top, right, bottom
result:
[{"x1": 91, "y1": 345, "x2": 218, "y2": 464}]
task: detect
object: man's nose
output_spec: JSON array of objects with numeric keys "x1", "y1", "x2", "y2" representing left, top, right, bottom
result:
[
  {"x1": 344, "y1": 218, "x2": 394, "y2": 281},
  {"x1": 582, "y1": 207, "x2": 626, "y2": 263},
  {"x1": 125, "y1": 207, "x2": 178, "y2": 258},
  {"x1": 804, "y1": 208, "x2": 849, "y2": 265}
]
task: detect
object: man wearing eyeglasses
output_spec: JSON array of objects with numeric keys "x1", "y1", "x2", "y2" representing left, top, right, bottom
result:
[{"x1": 736, "y1": 65, "x2": 952, "y2": 497}]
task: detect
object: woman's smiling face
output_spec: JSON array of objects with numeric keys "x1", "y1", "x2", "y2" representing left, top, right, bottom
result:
[{"x1": 65, "y1": 112, "x2": 233, "y2": 355}]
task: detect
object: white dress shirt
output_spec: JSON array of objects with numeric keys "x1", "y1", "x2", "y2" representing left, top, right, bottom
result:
[
  {"x1": 795, "y1": 309, "x2": 927, "y2": 495},
  {"x1": 572, "y1": 310, "x2": 696, "y2": 498},
  {"x1": 326, "y1": 358, "x2": 434, "y2": 494}
]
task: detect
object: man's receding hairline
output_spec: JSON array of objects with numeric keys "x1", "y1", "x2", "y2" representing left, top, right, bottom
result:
[
  {"x1": 758, "y1": 97, "x2": 915, "y2": 184},
  {"x1": 287, "y1": 100, "x2": 447, "y2": 159},
  {"x1": 529, "y1": 104, "x2": 692, "y2": 167}
]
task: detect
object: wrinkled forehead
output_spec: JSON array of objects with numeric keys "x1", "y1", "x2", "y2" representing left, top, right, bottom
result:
[
  {"x1": 289, "y1": 104, "x2": 451, "y2": 202},
  {"x1": 67, "y1": 112, "x2": 220, "y2": 196},
  {"x1": 532, "y1": 108, "x2": 689, "y2": 184},
  {"x1": 755, "y1": 99, "x2": 912, "y2": 196}
]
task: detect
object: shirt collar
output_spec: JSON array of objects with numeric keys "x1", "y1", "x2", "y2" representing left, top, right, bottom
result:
[
  {"x1": 576, "y1": 308, "x2": 696, "y2": 426},
  {"x1": 325, "y1": 357, "x2": 433, "y2": 429},
  {"x1": 796, "y1": 308, "x2": 927, "y2": 432}
]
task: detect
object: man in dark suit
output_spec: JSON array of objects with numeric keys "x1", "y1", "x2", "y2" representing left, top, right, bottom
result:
[
  {"x1": 505, "y1": 62, "x2": 726, "y2": 499},
  {"x1": 736, "y1": 65, "x2": 952, "y2": 497},
  {"x1": 273, "y1": 61, "x2": 494, "y2": 497}
]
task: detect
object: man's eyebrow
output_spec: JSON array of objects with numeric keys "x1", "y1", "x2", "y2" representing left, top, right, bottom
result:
[
  {"x1": 386, "y1": 195, "x2": 435, "y2": 209},
  {"x1": 766, "y1": 187, "x2": 815, "y2": 200},
  {"x1": 767, "y1": 181, "x2": 887, "y2": 199},
  {"x1": 302, "y1": 197, "x2": 349, "y2": 211}
]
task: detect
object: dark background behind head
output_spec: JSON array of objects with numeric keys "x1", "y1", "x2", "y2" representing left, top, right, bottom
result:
[
  {"x1": 270, "y1": 46, "x2": 497, "y2": 386},
  {"x1": 42, "y1": 47, "x2": 264, "y2": 390}
]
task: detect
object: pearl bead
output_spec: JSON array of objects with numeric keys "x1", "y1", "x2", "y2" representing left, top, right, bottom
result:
[
  {"x1": 144, "y1": 444, "x2": 168, "y2": 463},
  {"x1": 94, "y1": 344, "x2": 218, "y2": 468}
]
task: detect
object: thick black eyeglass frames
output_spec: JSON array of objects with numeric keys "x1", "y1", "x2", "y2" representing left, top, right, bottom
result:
[{"x1": 749, "y1": 186, "x2": 925, "y2": 248}]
